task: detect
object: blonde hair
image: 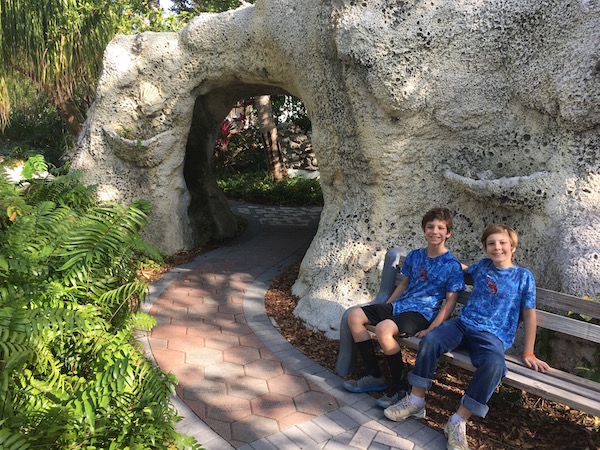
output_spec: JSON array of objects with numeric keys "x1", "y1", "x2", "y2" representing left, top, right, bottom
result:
[{"x1": 481, "y1": 224, "x2": 518, "y2": 259}]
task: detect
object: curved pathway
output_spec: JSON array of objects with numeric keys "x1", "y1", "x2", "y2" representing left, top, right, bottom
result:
[{"x1": 137, "y1": 202, "x2": 445, "y2": 450}]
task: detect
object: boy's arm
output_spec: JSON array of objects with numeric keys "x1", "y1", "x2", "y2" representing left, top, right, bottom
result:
[
  {"x1": 386, "y1": 276, "x2": 408, "y2": 303},
  {"x1": 522, "y1": 308, "x2": 550, "y2": 373},
  {"x1": 414, "y1": 291, "x2": 458, "y2": 338}
]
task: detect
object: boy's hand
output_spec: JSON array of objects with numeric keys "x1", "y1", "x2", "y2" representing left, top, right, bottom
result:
[
  {"x1": 414, "y1": 328, "x2": 431, "y2": 338},
  {"x1": 523, "y1": 354, "x2": 550, "y2": 373}
]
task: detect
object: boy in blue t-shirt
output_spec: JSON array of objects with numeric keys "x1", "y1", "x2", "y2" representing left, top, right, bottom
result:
[
  {"x1": 343, "y1": 207, "x2": 465, "y2": 408},
  {"x1": 384, "y1": 224, "x2": 549, "y2": 450}
]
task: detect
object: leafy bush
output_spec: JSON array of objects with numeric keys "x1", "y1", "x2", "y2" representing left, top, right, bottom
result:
[
  {"x1": 0, "y1": 158, "x2": 200, "y2": 449},
  {"x1": 0, "y1": 78, "x2": 72, "y2": 167},
  {"x1": 217, "y1": 171, "x2": 323, "y2": 206},
  {"x1": 213, "y1": 125, "x2": 267, "y2": 177}
]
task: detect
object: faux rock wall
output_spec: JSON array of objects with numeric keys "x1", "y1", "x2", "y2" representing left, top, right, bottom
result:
[
  {"x1": 73, "y1": 0, "x2": 600, "y2": 338},
  {"x1": 278, "y1": 123, "x2": 318, "y2": 171}
]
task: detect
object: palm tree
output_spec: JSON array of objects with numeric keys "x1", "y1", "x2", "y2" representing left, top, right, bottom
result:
[{"x1": 0, "y1": 0, "x2": 166, "y2": 137}]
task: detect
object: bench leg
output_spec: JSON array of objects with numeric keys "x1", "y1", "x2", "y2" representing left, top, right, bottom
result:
[{"x1": 335, "y1": 306, "x2": 358, "y2": 376}]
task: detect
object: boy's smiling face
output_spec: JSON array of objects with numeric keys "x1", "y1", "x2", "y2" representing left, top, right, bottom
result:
[
  {"x1": 485, "y1": 231, "x2": 515, "y2": 268},
  {"x1": 423, "y1": 219, "x2": 451, "y2": 247}
]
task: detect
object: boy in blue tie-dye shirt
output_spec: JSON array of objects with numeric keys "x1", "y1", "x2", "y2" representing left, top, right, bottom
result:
[
  {"x1": 343, "y1": 208, "x2": 465, "y2": 408},
  {"x1": 384, "y1": 224, "x2": 549, "y2": 450}
]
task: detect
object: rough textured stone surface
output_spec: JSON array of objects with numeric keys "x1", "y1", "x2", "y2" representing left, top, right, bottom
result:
[{"x1": 73, "y1": 0, "x2": 600, "y2": 338}]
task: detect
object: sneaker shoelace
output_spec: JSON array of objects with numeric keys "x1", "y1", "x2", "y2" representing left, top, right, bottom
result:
[
  {"x1": 450, "y1": 420, "x2": 467, "y2": 446},
  {"x1": 389, "y1": 394, "x2": 412, "y2": 412}
]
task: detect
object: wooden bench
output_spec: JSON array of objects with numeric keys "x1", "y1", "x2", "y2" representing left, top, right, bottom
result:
[{"x1": 335, "y1": 247, "x2": 600, "y2": 417}]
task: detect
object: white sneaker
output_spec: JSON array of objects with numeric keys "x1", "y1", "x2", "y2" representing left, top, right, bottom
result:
[
  {"x1": 383, "y1": 394, "x2": 426, "y2": 421},
  {"x1": 444, "y1": 419, "x2": 469, "y2": 450}
]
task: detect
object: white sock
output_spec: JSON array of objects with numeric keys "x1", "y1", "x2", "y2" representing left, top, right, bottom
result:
[
  {"x1": 450, "y1": 413, "x2": 466, "y2": 424},
  {"x1": 410, "y1": 393, "x2": 425, "y2": 407}
]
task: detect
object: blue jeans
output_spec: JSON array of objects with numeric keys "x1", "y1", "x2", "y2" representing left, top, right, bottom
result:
[{"x1": 407, "y1": 317, "x2": 507, "y2": 418}]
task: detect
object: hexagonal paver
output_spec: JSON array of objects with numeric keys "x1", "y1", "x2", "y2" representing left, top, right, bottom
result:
[
  {"x1": 204, "y1": 361, "x2": 246, "y2": 382},
  {"x1": 152, "y1": 349, "x2": 185, "y2": 369},
  {"x1": 184, "y1": 399, "x2": 206, "y2": 419},
  {"x1": 147, "y1": 337, "x2": 167, "y2": 352},
  {"x1": 205, "y1": 395, "x2": 251, "y2": 422},
  {"x1": 231, "y1": 415, "x2": 279, "y2": 443},
  {"x1": 203, "y1": 417, "x2": 232, "y2": 441},
  {"x1": 167, "y1": 335, "x2": 205, "y2": 352},
  {"x1": 170, "y1": 310, "x2": 210, "y2": 326},
  {"x1": 203, "y1": 312, "x2": 236, "y2": 326},
  {"x1": 238, "y1": 334, "x2": 265, "y2": 349},
  {"x1": 223, "y1": 346, "x2": 261, "y2": 365},
  {"x1": 218, "y1": 303, "x2": 243, "y2": 315},
  {"x1": 185, "y1": 347, "x2": 223, "y2": 367},
  {"x1": 186, "y1": 322, "x2": 221, "y2": 337},
  {"x1": 250, "y1": 393, "x2": 296, "y2": 420},
  {"x1": 294, "y1": 390, "x2": 339, "y2": 416},
  {"x1": 167, "y1": 362, "x2": 205, "y2": 385},
  {"x1": 187, "y1": 303, "x2": 219, "y2": 316},
  {"x1": 228, "y1": 377, "x2": 269, "y2": 400},
  {"x1": 258, "y1": 348, "x2": 280, "y2": 361},
  {"x1": 182, "y1": 379, "x2": 227, "y2": 403},
  {"x1": 150, "y1": 324, "x2": 187, "y2": 339},
  {"x1": 204, "y1": 333, "x2": 240, "y2": 351},
  {"x1": 220, "y1": 322, "x2": 253, "y2": 337},
  {"x1": 244, "y1": 359, "x2": 284, "y2": 380},
  {"x1": 267, "y1": 373, "x2": 310, "y2": 397}
]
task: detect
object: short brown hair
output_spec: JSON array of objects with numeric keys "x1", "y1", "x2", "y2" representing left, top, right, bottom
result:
[
  {"x1": 481, "y1": 224, "x2": 518, "y2": 259},
  {"x1": 421, "y1": 207, "x2": 453, "y2": 233}
]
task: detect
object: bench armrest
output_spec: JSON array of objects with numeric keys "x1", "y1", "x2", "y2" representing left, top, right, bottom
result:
[{"x1": 335, "y1": 247, "x2": 406, "y2": 376}]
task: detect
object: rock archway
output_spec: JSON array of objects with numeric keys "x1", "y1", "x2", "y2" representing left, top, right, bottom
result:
[{"x1": 73, "y1": 0, "x2": 600, "y2": 338}]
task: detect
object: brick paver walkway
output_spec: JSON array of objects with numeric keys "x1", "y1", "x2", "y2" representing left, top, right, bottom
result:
[{"x1": 137, "y1": 202, "x2": 445, "y2": 450}]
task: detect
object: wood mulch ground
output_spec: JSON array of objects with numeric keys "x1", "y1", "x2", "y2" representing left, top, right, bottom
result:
[{"x1": 264, "y1": 261, "x2": 600, "y2": 450}]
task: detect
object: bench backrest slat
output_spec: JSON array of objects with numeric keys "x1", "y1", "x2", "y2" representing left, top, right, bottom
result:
[
  {"x1": 536, "y1": 310, "x2": 600, "y2": 344},
  {"x1": 535, "y1": 287, "x2": 600, "y2": 319}
]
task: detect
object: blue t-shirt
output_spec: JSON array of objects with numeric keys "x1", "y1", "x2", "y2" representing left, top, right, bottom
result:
[
  {"x1": 392, "y1": 248, "x2": 465, "y2": 322},
  {"x1": 461, "y1": 258, "x2": 536, "y2": 349}
]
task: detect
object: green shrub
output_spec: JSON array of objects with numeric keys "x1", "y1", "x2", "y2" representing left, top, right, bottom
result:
[
  {"x1": 217, "y1": 171, "x2": 323, "y2": 206},
  {"x1": 0, "y1": 79, "x2": 72, "y2": 167},
  {"x1": 0, "y1": 156, "x2": 200, "y2": 449}
]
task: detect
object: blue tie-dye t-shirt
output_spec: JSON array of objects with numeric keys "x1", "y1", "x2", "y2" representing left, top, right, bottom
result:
[
  {"x1": 391, "y1": 248, "x2": 465, "y2": 322},
  {"x1": 461, "y1": 258, "x2": 536, "y2": 349}
]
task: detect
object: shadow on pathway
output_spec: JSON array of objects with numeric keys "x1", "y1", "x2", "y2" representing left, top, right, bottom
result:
[{"x1": 137, "y1": 202, "x2": 445, "y2": 450}]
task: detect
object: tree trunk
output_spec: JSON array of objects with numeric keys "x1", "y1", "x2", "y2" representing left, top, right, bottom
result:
[
  {"x1": 45, "y1": 90, "x2": 84, "y2": 137},
  {"x1": 254, "y1": 95, "x2": 287, "y2": 181}
]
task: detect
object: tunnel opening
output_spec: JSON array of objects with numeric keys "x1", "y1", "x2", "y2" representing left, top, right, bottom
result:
[{"x1": 182, "y1": 85, "x2": 320, "y2": 248}]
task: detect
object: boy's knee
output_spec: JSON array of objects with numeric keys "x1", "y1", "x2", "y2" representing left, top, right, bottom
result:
[
  {"x1": 347, "y1": 307, "x2": 362, "y2": 324},
  {"x1": 479, "y1": 356, "x2": 507, "y2": 378},
  {"x1": 375, "y1": 320, "x2": 396, "y2": 338}
]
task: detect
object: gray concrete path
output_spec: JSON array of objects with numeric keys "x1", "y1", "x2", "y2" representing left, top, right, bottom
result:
[{"x1": 137, "y1": 202, "x2": 445, "y2": 450}]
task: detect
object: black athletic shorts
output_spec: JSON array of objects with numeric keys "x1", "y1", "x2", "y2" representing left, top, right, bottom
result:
[{"x1": 361, "y1": 303, "x2": 430, "y2": 337}]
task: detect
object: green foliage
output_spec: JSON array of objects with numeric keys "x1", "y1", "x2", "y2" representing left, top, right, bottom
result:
[
  {"x1": 170, "y1": 0, "x2": 253, "y2": 14},
  {"x1": 272, "y1": 95, "x2": 311, "y2": 132},
  {"x1": 0, "y1": 156, "x2": 200, "y2": 449},
  {"x1": 0, "y1": 77, "x2": 72, "y2": 166},
  {"x1": 214, "y1": 125, "x2": 266, "y2": 176},
  {"x1": 217, "y1": 171, "x2": 323, "y2": 206},
  {"x1": 0, "y1": 0, "x2": 192, "y2": 133}
]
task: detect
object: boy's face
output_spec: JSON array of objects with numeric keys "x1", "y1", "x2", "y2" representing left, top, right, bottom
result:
[
  {"x1": 485, "y1": 231, "x2": 515, "y2": 268},
  {"x1": 423, "y1": 219, "x2": 451, "y2": 246}
]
